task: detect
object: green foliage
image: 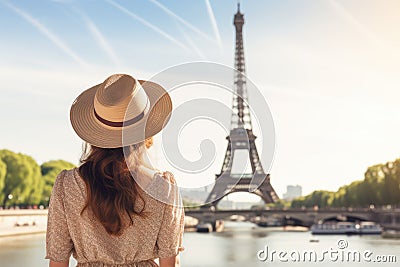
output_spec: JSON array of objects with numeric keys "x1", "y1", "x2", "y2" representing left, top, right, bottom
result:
[
  {"x1": 266, "y1": 199, "x2": 291, "y2": 208},
  {"x1": 23, "y1": 155, "x2": 43, "y2": 205},
  {"x1": 0, "y1": 150, "x2": 75, "y2": 207},
  {"x1": 182, "y1": 198, "x2": 201, "y2": 210},
  {"x1": 40, "y1": 160, "x2": 75, "y2": 204},
  {"x1": 0, "y1": 159, "x2": 6, "y2": 200},
  {"x1": 291, "y1": 190, "x2": 334, "y2": 208},
  {"x1": 0, "y1": 150, "x2": 40, "y2": 207},
  {"x1": 290, "y1": 158, "x2": 400, "y2": 208}
]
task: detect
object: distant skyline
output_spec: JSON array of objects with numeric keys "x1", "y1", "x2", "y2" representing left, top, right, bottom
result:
[{"x1": 1, "y1": 0, "x2": 400, "y2": 199}]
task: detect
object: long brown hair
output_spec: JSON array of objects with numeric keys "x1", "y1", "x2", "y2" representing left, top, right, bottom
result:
[{"x1": 78, "y1": 142, "x2": 146, "y2": 235}]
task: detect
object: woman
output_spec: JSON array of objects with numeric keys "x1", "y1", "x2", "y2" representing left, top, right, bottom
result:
[{"x1": 46, "y1": 74, "x2": 184, "y2": 267}]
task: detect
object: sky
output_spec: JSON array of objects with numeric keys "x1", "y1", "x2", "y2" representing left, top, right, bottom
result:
[{"x1": 1, "y1": 0, "x2": 400, "y2": 200}]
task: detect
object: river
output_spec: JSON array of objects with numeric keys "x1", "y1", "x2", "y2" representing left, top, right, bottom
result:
[{"x1": 0, "y1": 222, "x2": 399, "y2": 266}]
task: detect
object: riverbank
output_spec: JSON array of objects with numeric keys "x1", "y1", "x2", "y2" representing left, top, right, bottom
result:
[
  {"x1": 0, "y1": 209, "x2": 48, "y2": 237},
  {"x1": 0, "y1": 224, "x2": 46, "y2": 237},
  {"x1": 0, "y1": 209, "x2": 197, "y2": 237}
]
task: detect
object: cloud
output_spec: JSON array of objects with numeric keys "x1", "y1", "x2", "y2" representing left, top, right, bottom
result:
[
  {"x1": 106, "y1": 0, "x2": 189, "y2": 51},
  {"x1": 204, "y1": 0, "x2": 222, "y2": 49},
  {"x1": 2, "y1": 1, "x2": 90, "y2": 68},
  {"x1": 147, "y1": 0, "x2": 215, "y2": 44},
  {"x1": 175, "y1": 22, "x2": 207, "y2": 59},
  {"x1": 82, "y1": 14, "x2": 121, "y2": 67}
]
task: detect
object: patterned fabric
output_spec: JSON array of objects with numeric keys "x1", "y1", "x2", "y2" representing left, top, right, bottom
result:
[{"x1": 46, "y1": 168, "x2": 184, "y2": 267}]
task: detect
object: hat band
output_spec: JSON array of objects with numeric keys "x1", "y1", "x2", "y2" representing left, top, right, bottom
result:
[
  {"x1": 94, "y1": 109, "x2": 144, "y2": 127},
  {"x1": 94, "y1": 101, "x2": 149, "y2": 128},
  {"x1": 94, "y1": 109, "x2": 145, "y2": 127}
]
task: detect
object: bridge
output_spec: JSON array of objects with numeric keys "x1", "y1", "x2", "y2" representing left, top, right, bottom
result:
[{"x1": 185, "y1": 207, "x2": 400, "y2": 231}]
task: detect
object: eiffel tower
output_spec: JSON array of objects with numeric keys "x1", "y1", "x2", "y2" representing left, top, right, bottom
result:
[{"x1": 205, "y1": 4, "x2": 279, "y2": 208}]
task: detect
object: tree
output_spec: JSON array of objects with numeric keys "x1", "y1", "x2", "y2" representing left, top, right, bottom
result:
[
  {"x1": 40, "y1": 160, "x2": 75, "y2": 205},
  {"x1": 0, "y1": 159, "x2": 6, "y2": 201},
  {"x1": 381, "y1": 162, "x2": 400, "y2": 205},
  {"x1": 364, "y1": 164, "x2": 385, "y2": 205},
  {"x1": 291, "y1": 158, "x2": 400, "y2": 208},
  {"x1": 0, "y1": 150, "x2": 41, "y2": 207},
  {"x1": 24, "y1": 155, "x2": 43, "y2": 205},
  {"x1": 291, "y1": 190, "x2": 334, "y2": 208}
]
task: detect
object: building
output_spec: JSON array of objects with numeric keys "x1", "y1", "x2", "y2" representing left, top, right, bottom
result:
[{"x1": 283, "y1": 185, "x2": 302, "y2": 200}]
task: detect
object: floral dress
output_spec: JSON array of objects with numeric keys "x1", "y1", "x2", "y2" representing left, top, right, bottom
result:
[{"x1": 46, "y1": 168, "x2": 184, "y2": 267}]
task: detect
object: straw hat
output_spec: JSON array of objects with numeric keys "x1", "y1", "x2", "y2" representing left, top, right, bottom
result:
[{"x1": 70, "y1": 74, "x2": 172, "y2": 148}]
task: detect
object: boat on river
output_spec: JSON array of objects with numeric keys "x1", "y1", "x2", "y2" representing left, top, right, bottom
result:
[{"x1": 311, "y1": 221, "x2": 382, "y2": 235}]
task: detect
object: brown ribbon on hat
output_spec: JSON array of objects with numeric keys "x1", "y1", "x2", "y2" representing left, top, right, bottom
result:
[{"x1": 94, "y1": 102, "x2": 148, "y2": 128}]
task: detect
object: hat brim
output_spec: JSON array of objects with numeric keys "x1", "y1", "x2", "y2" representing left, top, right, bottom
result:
[{"x1": 70, "y1": 80, "x2": 172, "y2": 148}]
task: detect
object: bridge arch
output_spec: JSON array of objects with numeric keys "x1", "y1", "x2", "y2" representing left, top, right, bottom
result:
[
  {"x1": 319, "y1": 214, "x2": 371, "y2": 223},
  {"x1": 214, "y1": 191, "x2": 263, "y2": 210},
  {"x1": 281, "y1": 216, "x2": 309, "y2": 227}
]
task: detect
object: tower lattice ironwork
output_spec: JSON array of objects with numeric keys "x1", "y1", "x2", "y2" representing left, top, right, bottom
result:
[{"x1": 205, "y1": 4, "x2": 279, "y2": 207}]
